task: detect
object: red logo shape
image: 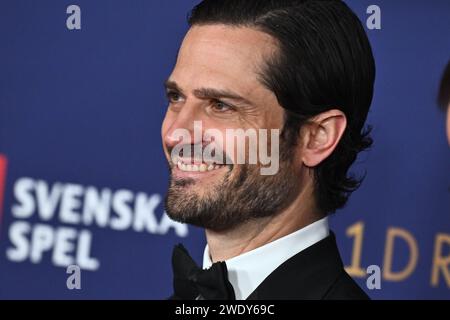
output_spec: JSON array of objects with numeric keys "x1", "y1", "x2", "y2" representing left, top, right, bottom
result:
[{"x1": 0, "y1": 154, "x2": 7, "y2": 227}]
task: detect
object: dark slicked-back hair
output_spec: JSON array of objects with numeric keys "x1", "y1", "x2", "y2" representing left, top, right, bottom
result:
[
  {"x1": 438, "y1": 61, "x2": 450, "y2": 111},
  {"x1": 188, "y1": 0, "x2": 376, "y2": 214}
]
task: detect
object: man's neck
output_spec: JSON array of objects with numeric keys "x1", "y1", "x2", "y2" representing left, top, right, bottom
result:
[{"x1": 205, "y1": 182, "x2": 322, "y2": 263}]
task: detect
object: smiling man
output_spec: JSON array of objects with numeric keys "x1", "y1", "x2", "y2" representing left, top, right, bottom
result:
[{"x1": 162, "y1": 0, "x2": 375, "y2": 300}]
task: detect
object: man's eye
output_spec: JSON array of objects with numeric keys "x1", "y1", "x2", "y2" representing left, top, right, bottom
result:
[
  {"x1": 211, "y1": 100, "x2": 234, "y2": 112},
  {"x1": 167, "y1": 91, "x2": 183, "y2": 103}
]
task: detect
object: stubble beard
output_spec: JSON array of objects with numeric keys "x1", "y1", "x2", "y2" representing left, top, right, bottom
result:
[{"x1": 164, "y1": 139, "x2": 299, "y2": 232}]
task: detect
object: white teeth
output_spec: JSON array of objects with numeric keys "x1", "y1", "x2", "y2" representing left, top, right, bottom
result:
[{"x1": 176, "y1": 161, "x2": 224, "y2": 172}]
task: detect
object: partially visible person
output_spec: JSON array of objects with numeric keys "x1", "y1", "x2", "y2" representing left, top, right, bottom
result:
[{"x1": 438, "y1": 60, "x2": 450, "y2": 144}]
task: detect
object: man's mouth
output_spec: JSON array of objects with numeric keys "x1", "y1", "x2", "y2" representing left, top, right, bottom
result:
[{"x1": 175, "y1": 159, "x2": 228, "y2": 172}]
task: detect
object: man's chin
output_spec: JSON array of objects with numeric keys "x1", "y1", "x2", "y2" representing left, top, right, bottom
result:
[{"x1": 165, "y1": 208, "x2": 243, "y2": 233}]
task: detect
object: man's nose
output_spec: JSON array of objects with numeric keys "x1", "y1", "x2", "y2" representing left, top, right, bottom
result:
[{"x1": 163, "y1": 105, "x2": 204, "y2": 149}]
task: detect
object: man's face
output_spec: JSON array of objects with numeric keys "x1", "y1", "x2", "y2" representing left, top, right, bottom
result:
[{"x1": 161, "y1": 25, "x2": 302, "y2": 231}]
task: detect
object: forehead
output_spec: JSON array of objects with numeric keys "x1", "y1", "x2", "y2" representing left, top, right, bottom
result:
[{"x1": 171, "y1": 24, "x2": 278, "y2": 94}]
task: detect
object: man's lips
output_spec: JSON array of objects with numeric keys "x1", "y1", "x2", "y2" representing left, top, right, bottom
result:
[
  {"x1": 170, "y1": 157, "x2": 232, "y2": 180},
  {"x1": 171, "y1": 164, "x2": 229, "y2": 181},
  {"x1": 175, "y1": 160, "x2": 226, "y2": 172},
  {"x1": 170, "y1": 155, "x2": 230, "y2": 171}
]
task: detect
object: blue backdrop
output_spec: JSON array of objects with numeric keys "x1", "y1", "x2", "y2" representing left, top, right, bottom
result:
[{"x1": 0, "y1": 0, "x2": 449, "y2": 299}]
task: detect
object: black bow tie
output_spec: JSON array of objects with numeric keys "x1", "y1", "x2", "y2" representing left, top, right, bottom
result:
[{"x1": 171, "y1": 244, "x2": 236, "y2": 300}]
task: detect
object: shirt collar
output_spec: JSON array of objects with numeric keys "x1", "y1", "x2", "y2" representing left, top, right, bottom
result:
[{"x1": 202, "y1": 216, "x2": 329, "y2": 300}]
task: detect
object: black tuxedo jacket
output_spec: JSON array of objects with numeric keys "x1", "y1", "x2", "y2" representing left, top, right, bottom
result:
[{"x1": 246, "y1": 233, "x2": 370, "y2": 300}]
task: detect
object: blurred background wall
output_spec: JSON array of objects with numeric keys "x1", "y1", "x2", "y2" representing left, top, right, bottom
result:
[{"x1": 0, "y1": 0, "x2": 449, "y2": 299}]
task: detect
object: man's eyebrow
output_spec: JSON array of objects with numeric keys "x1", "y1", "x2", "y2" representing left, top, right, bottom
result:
[
  {"x1": 193, "y1": 87, "x2": 252, "y2": 105},
  {"x1": 164, "y1": 80, "x2": 252, "y2": 105},
  {"x1": 164, "y1": 80, "x2": 184, "y2": 95}
]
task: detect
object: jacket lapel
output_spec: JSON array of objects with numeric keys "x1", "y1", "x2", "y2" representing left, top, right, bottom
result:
[{"x1": 246, "y1": 233, "x2": 345, "y2": 300}]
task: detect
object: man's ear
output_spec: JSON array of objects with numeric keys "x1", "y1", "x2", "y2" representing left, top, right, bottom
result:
[{"x1": 300, "y1": 109, "x2": 347, "y2": 167}]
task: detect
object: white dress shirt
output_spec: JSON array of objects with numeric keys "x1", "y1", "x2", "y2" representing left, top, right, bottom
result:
[{"x1": 202, "y1": 217, "x2": 329, "y2": 300}]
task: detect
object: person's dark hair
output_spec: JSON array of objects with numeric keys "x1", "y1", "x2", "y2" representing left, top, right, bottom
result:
[
  {"x1": 188, "y1": 0, "x2": 376, "y2": 214},
  {"x1": 438, "y1": 61, "x2": 450, "y2": 111}
]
